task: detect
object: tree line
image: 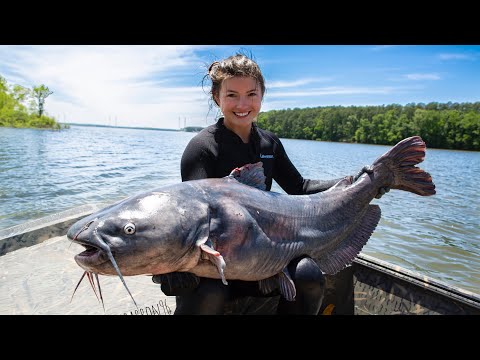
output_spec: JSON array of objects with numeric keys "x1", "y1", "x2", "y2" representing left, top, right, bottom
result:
[
  {"x1": 2, "y1": 72, "x2": 479, "y2": 150},
  {"x1": 0, "y1": 75, "x2": 62, "y2": 129},
  {"x1": 257, "y1": 102, "x2": 480, "y2": 151}
]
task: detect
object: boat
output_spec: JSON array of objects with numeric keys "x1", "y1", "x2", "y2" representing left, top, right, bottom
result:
[
  {"x1": 1, "y1": 204, "x2": 479, "y2": 315},
  {"x1": 322, "y1": 253, "x2": 480, "y2": 315}
]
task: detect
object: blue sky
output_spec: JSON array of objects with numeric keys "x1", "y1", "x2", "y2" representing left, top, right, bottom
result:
[{"x1": 0, "y1": 45, "x2": 478, "y2": 129}]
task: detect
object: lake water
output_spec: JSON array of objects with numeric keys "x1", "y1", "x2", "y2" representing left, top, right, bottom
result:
[{"x1": 0, "y1": 125, "x2": 479, "y2": 294}]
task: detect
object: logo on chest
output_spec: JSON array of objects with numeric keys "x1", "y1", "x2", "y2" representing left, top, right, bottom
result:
[{"x1": 260, "y1": 154, "x2": 274, "y2": 159}]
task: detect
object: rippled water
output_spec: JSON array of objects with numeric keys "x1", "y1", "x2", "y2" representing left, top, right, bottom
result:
[{"x1": 0, "y1": 125, "x2": 479, "y2": 294}]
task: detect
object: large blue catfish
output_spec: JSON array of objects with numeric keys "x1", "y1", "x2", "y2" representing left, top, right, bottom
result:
[{"x1": 67, "y1": 136, "x2": 435, "y2": 306}]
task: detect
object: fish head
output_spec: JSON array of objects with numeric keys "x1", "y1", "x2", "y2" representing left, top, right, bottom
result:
[{"x1": 67, "y1": 188, "x2": 208, "y2": 276}]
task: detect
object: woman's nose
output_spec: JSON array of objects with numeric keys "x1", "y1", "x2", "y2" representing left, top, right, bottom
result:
[{"x1": 236, "y1": 96, "x2": 249, "y2": 108}]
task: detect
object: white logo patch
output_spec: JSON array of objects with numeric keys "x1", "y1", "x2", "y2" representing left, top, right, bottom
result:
[{"x1": 260, "y1": 154, "x2": 274, "y2": 159}]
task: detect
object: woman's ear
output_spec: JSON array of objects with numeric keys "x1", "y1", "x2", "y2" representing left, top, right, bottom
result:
[{"x1": 213, "y1": 95, "x2": 220, "y2": 107}]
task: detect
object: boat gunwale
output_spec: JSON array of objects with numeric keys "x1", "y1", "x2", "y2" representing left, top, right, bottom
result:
[{"x1": 354, "y1": 253, "x2": 480, "y2": 309}]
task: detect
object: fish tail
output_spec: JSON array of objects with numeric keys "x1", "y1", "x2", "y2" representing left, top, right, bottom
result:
[{"x1": 372, "y1": 136, "x2": 436, "y2": 196}]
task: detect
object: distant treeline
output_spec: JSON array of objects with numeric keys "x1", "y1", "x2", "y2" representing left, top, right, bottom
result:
[
  {"x1": 67, "y1": 123, "x2": 178, "y2": 132},
  {"x1": 0, "y1": 75, "x2": 63, "y2": 130},
  {"x1": 257, "y1": 102, "x2": 480, "y2": 151},
  {"x1": 183, "y1": 126, "x2": 204, "y2": 132}
]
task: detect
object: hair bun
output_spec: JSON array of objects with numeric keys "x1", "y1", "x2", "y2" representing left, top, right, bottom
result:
[{"x1": 208, "y1": 61, "x2": 220, "y2": 76}]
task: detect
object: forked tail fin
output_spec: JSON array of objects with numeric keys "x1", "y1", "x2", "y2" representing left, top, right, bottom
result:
[{"x1": 372, "y1": 136, "x2": 436, "y2": 196}]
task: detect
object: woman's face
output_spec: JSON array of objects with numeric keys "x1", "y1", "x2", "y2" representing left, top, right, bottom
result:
[{"x1": 215, "y1": 76, "x2": 262, "y2": 130}]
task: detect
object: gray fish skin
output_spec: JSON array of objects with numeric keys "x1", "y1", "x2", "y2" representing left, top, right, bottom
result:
[{"x1": 67, "y1": 136, "x2": 435, "y2": 282}]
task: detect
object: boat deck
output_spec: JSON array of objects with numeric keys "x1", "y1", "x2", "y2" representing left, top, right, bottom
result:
[{"x1": 0, "y1": 235, "x2": 175, "y2": 315}]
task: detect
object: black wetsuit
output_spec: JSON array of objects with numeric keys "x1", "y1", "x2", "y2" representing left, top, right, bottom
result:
[
  {"x1": 160, "y1": 118, "x2": 342, "y2": 314},
  {"x1": 181, "y1": 117, "x2": 341, "y2": 193}
]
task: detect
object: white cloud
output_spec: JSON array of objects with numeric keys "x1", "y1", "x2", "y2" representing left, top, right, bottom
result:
[
  {"x1": 404, "y1": 73, "x2": 441, "y2": 81},
  {"x1": 268, "y1": 86, "x2": 396, "y2": 98},
  {"x1": 1, "y1": 45, "x2": 477, "y2": 128},
  {"x1": 268, "y1": 77, "x2": 333, "y2": 89},
  {"x1": 438, "y1": 53, "x2": 474, "y2": 60},
  {"x1": 370, "y1": 45, "x2": 398, "y2": 51},
  {"x1": 0, "y1": 45, "x2": 217, "y2": 129}
]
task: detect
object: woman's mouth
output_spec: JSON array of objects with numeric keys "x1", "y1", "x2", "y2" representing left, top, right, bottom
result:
[{"x1": 234, "y1": 111, "x2": 250, "y2": 117}]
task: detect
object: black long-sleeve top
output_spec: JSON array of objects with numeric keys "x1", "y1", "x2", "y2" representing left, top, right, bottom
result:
[{"x1": 181, "y1": 118, "x2": 341, "y2": 194}]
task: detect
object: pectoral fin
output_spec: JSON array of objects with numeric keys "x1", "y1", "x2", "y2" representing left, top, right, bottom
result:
[
  {"x1": 195, "y1": 206, "x2": 228, "y2": 285},
  {"x1": 200, "y1": 243, "x2": 228, "y2": 285}
]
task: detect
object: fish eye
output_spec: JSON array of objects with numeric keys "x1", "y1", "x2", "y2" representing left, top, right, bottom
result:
[{"x1": 123, "y1": 223, "x2": 136, "y2": 235}]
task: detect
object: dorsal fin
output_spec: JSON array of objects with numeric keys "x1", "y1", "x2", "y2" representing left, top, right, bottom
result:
[{"x1": 226, "y1": 162, "x2": 266, "y2": 190}]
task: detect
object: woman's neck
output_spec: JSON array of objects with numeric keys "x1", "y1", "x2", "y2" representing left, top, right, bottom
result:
[{"x1": 222, "y1": 118, "x2": 252, "y2": 143}]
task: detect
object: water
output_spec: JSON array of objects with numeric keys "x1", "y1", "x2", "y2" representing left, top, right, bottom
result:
[
  {"x1": 0, "y1": 126, "x2": 192, "y2": 227},
  {"x1": 1, "y1": 125, "x2": 479, "y2": 294}
]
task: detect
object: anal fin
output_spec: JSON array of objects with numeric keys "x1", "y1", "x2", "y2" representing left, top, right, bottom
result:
[
  {"x1": 316, "y1": 204, "x2": 381, "y2": 275},
  {"x1": 258, "y1": 277, "x2": 278, "y2": 295},
  {"x1": 258, "y1": 268, "x2": 297, "y2": 301},
  {"x1": 278, "y1": 267, "x2": 296, "y2": 301}
]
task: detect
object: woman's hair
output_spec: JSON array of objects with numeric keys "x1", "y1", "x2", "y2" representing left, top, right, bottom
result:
[{"x1": 204, "y1": 53, "x2": 266, "y2": 107}]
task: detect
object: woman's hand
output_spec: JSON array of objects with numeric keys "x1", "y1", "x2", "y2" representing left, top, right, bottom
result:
[
  {"x1": 353, "y1": 165, "x2": 390, "y2": 199},
  {"x1": 152, "y1": 272, "x2": 200, "y2": 296}
]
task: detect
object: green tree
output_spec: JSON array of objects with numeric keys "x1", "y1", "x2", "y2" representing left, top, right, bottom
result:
[
  {"x1": 253, "y1": 102, "x2": 480, "y2": 150},
  {"x1": 32, "y1": 84, "x2": 53, "y2": 117},
  {"x1": 0, "y1": 75, "x2": 7, "y2": 92},
  {"x1": 10, "y1": 84, "x2": 31, "y2": 112},
  {"x1": 1, "y1": 75, "x2": 63, "y2": 130}
]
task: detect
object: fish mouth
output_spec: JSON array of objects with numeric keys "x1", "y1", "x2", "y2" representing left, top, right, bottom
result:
[{"x1": 74, "y1": 240, "x2": 109, "y2": 268}]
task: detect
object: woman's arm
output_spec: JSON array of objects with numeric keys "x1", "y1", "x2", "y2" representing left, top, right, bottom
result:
[
  {"x1": 272, "y1": 137, "x2": 342, "y2": 195},
  {"x1": 180, "y1": 135, "x2": 215, "y2": 181},
  {"x1": 272, "y1": 137, "x2": 389, "y2": 197}
]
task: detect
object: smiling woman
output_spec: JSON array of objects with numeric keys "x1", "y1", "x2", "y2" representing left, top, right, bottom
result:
[{"x1": 152, "y1": 53, "x2": 391, "y2": 315}]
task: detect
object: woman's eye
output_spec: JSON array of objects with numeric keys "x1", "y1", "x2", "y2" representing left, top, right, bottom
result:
[{"x1": 123, "y1": 223, "x2": 136, "y2": 235}]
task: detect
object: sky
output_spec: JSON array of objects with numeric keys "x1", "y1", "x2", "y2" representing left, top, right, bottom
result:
[{"x1": 0, "y1": 45, "x2": 478, "y2": 129}]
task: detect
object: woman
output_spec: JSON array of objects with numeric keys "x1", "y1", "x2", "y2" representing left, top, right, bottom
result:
[{"x1": 153, "y1": 53, "x2": 387, "y2": 315}]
